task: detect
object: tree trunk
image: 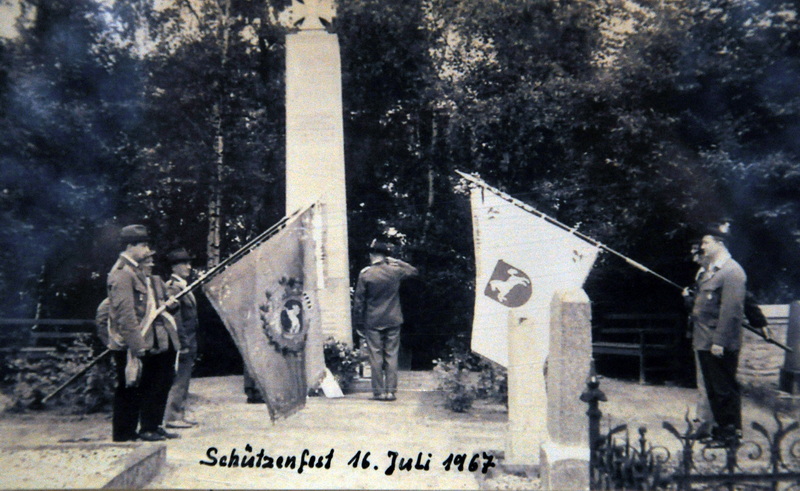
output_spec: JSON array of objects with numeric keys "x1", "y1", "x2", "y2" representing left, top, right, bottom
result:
[
  {"x1": 421, "y1": 112, "x2": 436, "y2": 241},
  {"x1": 206, "y1": 0, "x2": 231, "y2": 269},
  {"x1": 207, "y1": 103, "x2": 223, "y2": 268}
]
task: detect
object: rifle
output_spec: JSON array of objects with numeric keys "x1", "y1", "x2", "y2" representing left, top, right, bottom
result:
[
  {"x1": 30, "y1": 349, "x2": 112, "y2": 409},
  {"x1": 743, "y1": 323, "x2": 792, "y2": 352}
]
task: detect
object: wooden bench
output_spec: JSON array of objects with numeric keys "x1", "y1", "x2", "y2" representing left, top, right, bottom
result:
[
  {"x1": 0, "y1": 318, "x2": 95, "y2": 360},
  {"x1": 592, "y1": 313, "x2": 684, "y2": 384}
]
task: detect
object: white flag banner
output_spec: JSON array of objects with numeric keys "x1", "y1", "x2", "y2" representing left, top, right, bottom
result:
[{"x1": 469, "y1": 184, "x2": 600, "y2": 367}]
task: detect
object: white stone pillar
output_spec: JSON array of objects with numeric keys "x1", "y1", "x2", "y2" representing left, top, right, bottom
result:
[
  {"x1": 285, "y1": 30, "x2": 352, "y2": 345},
  {"x1": 506, "y1": 310, "x2": 548, "y2": 468},
  {"x1": 540, "y1": 288, "x2": 591, "y2": 490}
]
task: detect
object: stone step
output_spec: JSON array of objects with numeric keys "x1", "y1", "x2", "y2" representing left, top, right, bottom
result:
[{"x1": 348, "y1": 370, "x2": 439, "y2": 393}]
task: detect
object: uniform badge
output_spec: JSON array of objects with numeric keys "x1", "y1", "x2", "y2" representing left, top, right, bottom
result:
[{"x1": 484, "y1": 259, "x2": 532, "y2": 308}]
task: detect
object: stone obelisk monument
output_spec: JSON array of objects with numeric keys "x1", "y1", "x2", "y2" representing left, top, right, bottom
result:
[{"x1": 285, "y1": 0, "x2": 352, "y2": 345}]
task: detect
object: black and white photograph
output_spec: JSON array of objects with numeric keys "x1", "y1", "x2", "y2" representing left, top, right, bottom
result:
[{"x1": 0, "y1": 0, "x2": 799, "y2": 488}]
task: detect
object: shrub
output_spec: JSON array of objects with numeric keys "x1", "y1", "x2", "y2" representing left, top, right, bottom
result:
[
  {"x1": 476, "y1": 360, "x2": 508, "y2": 405},
  {"x1": 433, "y1": 344, "x2": 508, "y2": 412},
  {"x1": 2, "y1": 337, "x2": 114, "y2": 414},
  {"x1": 433, "y1": 355, "x2": 476, "y2": 412},
  {"x1": 323, "y1": 337, "x2": 362, "y2": 393}
]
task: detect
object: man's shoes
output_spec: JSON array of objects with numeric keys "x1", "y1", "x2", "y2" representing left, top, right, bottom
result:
[
  {"x1": 687, "y1": 421, "x2": 713, "y2": 441},
  {"x1": 113, "y1": 434, "x2": 140, "y2": 442},
  {"x1": 182, "y1": 418, "x2": 199, "y2": 426},
  {"x1": 705, "y1": 436, "x2": 740, "y2": 449},
  {"x1": 156, "y1": 427, "x2": 181, "y2": 439},
  {"x1": 138, "y1": 430, "x2": 166, "y2": 442},
  {"x1": 369, "y1": 393, "x2": 397, "y2": 401},
  {"x1": 165, "y1": 420, "x2": 194, "y2": 429},
  {"x1": 704, "y1": 425, "x2": 741, "y2": 449}
]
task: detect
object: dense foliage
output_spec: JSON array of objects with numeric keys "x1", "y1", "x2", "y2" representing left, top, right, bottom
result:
[
  {"x1": 433, "y1": 341, "x2": 508, "y2": 412},
  {"x1": 2, "y1": 336, "x2": 114, "y2": 414},
  {"x1": 0, "y1": 0, "x2": 798, "y2": 370}
]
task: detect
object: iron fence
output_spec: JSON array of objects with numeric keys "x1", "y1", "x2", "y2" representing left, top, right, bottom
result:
[{"x1": 582, "y1": 368, "x2": 800, "y2": 490}]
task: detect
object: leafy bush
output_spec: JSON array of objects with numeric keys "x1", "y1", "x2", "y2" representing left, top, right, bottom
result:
[
  {"x1": 433, "y1": 343, "x2": 508, "y2": 412},
  {"x1": 433, "y1": 354, "x2": 476, "y2": 412},
  {"x1": 2, "y1": 337, "x2": 114, "y2": 414},
  {"x1": 476, "y1": 360, "x2": 508, "y2": 406},
  {"x1": 323, "y1": 337, "x2": 362, "y2": 393}
]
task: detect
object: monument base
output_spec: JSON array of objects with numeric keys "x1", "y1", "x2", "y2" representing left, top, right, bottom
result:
[{"x1": 539, "y1": 442, "x2": 589, "y2": 491}]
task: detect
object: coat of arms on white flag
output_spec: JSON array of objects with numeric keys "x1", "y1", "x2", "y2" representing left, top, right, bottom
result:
[
  {"x1": 203, "y1": 205, "x2": 325, "y2": 421},
  {"x1": 469, "y1": 183, "x2": 600, "y2": 367}
]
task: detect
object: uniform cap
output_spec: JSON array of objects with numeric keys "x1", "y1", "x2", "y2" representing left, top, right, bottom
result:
[
  {"x1": 166, "y1": 247, "x2": 193, "y2": 265},
  {"x1": 120, "y1": 224, "x2": 151, "y2": 244},
  {"x1": 368, "y1": 239, "x2": 394, "y2": 255},
  {"x1": 704, "y1": 222, "x2": 731, "y2": 241}
]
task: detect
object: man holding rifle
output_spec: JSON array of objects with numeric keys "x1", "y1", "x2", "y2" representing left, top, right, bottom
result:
[
  {"x1": 107, "y1": 225, "x2": 180, "y2": 442},
  {"x1": 690, "y1": 223, "x2": 747, "y2": 447}
]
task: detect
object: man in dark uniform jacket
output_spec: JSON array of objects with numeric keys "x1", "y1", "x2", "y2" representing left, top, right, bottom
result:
[
  {"x1": 353, "y1": 239, "x2": 418, "y2": 401},
  {"x1": 682, "y1": 240, "x2": 714, "y2": 430},
  {"x1": 164, "y1": 248, "x2": 200, "y2": 429},
  {"x1": 691, "y1": 224, "x2": 747, "y2": 446},
  {"x1": 107, "y1": 225, "x2": 180, "y2": 442}
]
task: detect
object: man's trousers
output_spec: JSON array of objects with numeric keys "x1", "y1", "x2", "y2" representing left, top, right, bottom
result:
[
  {"x1": 164, "y1": 350, "x2": 196, "y2": 423},
  {"x1": 697, "y1": 349, "x2": 741, "y2": 433},
  {"x1": 112, "y1": 349, "x2": 176, "y2": 441},
  {"x1": 364, "y1": 325, "x2": 401, "y2": 396},
  {"x1": 694, "y1": 350, "x2": 715, "y2": 424}
]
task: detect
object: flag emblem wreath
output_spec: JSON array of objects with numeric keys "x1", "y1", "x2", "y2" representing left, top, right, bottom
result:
[{"x1": 260, "y1": 276, "x2": 310, "y2": 353}]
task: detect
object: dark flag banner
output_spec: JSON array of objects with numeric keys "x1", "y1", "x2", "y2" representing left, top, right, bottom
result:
[{"x1": 203, "y1": 205, "x2": 325, "y2": 421}]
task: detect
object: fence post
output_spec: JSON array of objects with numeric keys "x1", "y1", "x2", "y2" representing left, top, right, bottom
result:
[
  {"x1": 780, "y1": 301, "x2": 800, "y2": 393},
  {"x1": 580, "y1": 359, "x2": 606, "y2": 488}
]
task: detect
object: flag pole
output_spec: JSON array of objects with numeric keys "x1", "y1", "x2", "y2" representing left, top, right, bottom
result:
[
  {"x1": 180, "y1": 203, "x2": 314, "y2": 298},
  {"x1": 456, "y1": 170, "x2": 683, "y2": 290},
  {"x1": 141, "y1": 202, "x2": 317, "y2": 336},
  {"x1": 456, "y1": 171, "x2": 792, "y2": 352}
]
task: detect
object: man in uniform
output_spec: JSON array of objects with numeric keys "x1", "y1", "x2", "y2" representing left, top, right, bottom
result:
[
  {"x1": 353, "y1": 239, "x2": 418, "y2": 401},
  {"x1": 107, "y1": 225, "x2": 180, "y2": 442},
  {"x1": 683, "y1": 240, "x2": 714, "y2": 433},
  {"x1": 691, "y1": 224, "x2": 747, "y2": 446},
  {"x1": 164, "y1": 248, "x2": 200, "y2": 429}
]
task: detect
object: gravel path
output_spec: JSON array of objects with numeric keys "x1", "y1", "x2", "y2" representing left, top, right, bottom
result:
[
  {"x1": 1, "y1": 445, "x2": 134, "y2": 489},
  {"x1": 0, "y1": 372, "x2": 788, "y2": 489}
]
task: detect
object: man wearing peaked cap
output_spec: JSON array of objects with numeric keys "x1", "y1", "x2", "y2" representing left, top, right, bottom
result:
[
  {"x1": 107, "y1": 224, "x2": 151, "y2": 442},
  {"x1": 106, "y1": 225, "x2": 181, "y2": 442},
  {"x1": 353, "y1": 238, "x2": 418, "y2": 402},
  {"x1": 164, "y1": 248, "x2": 200, "y2": 429},
  {"x1": 120, "y1": 224, "x2": 151, "y2": 245},
  {"x1": 690, "y1": 222, "x2": 747, "y2": 447}
]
